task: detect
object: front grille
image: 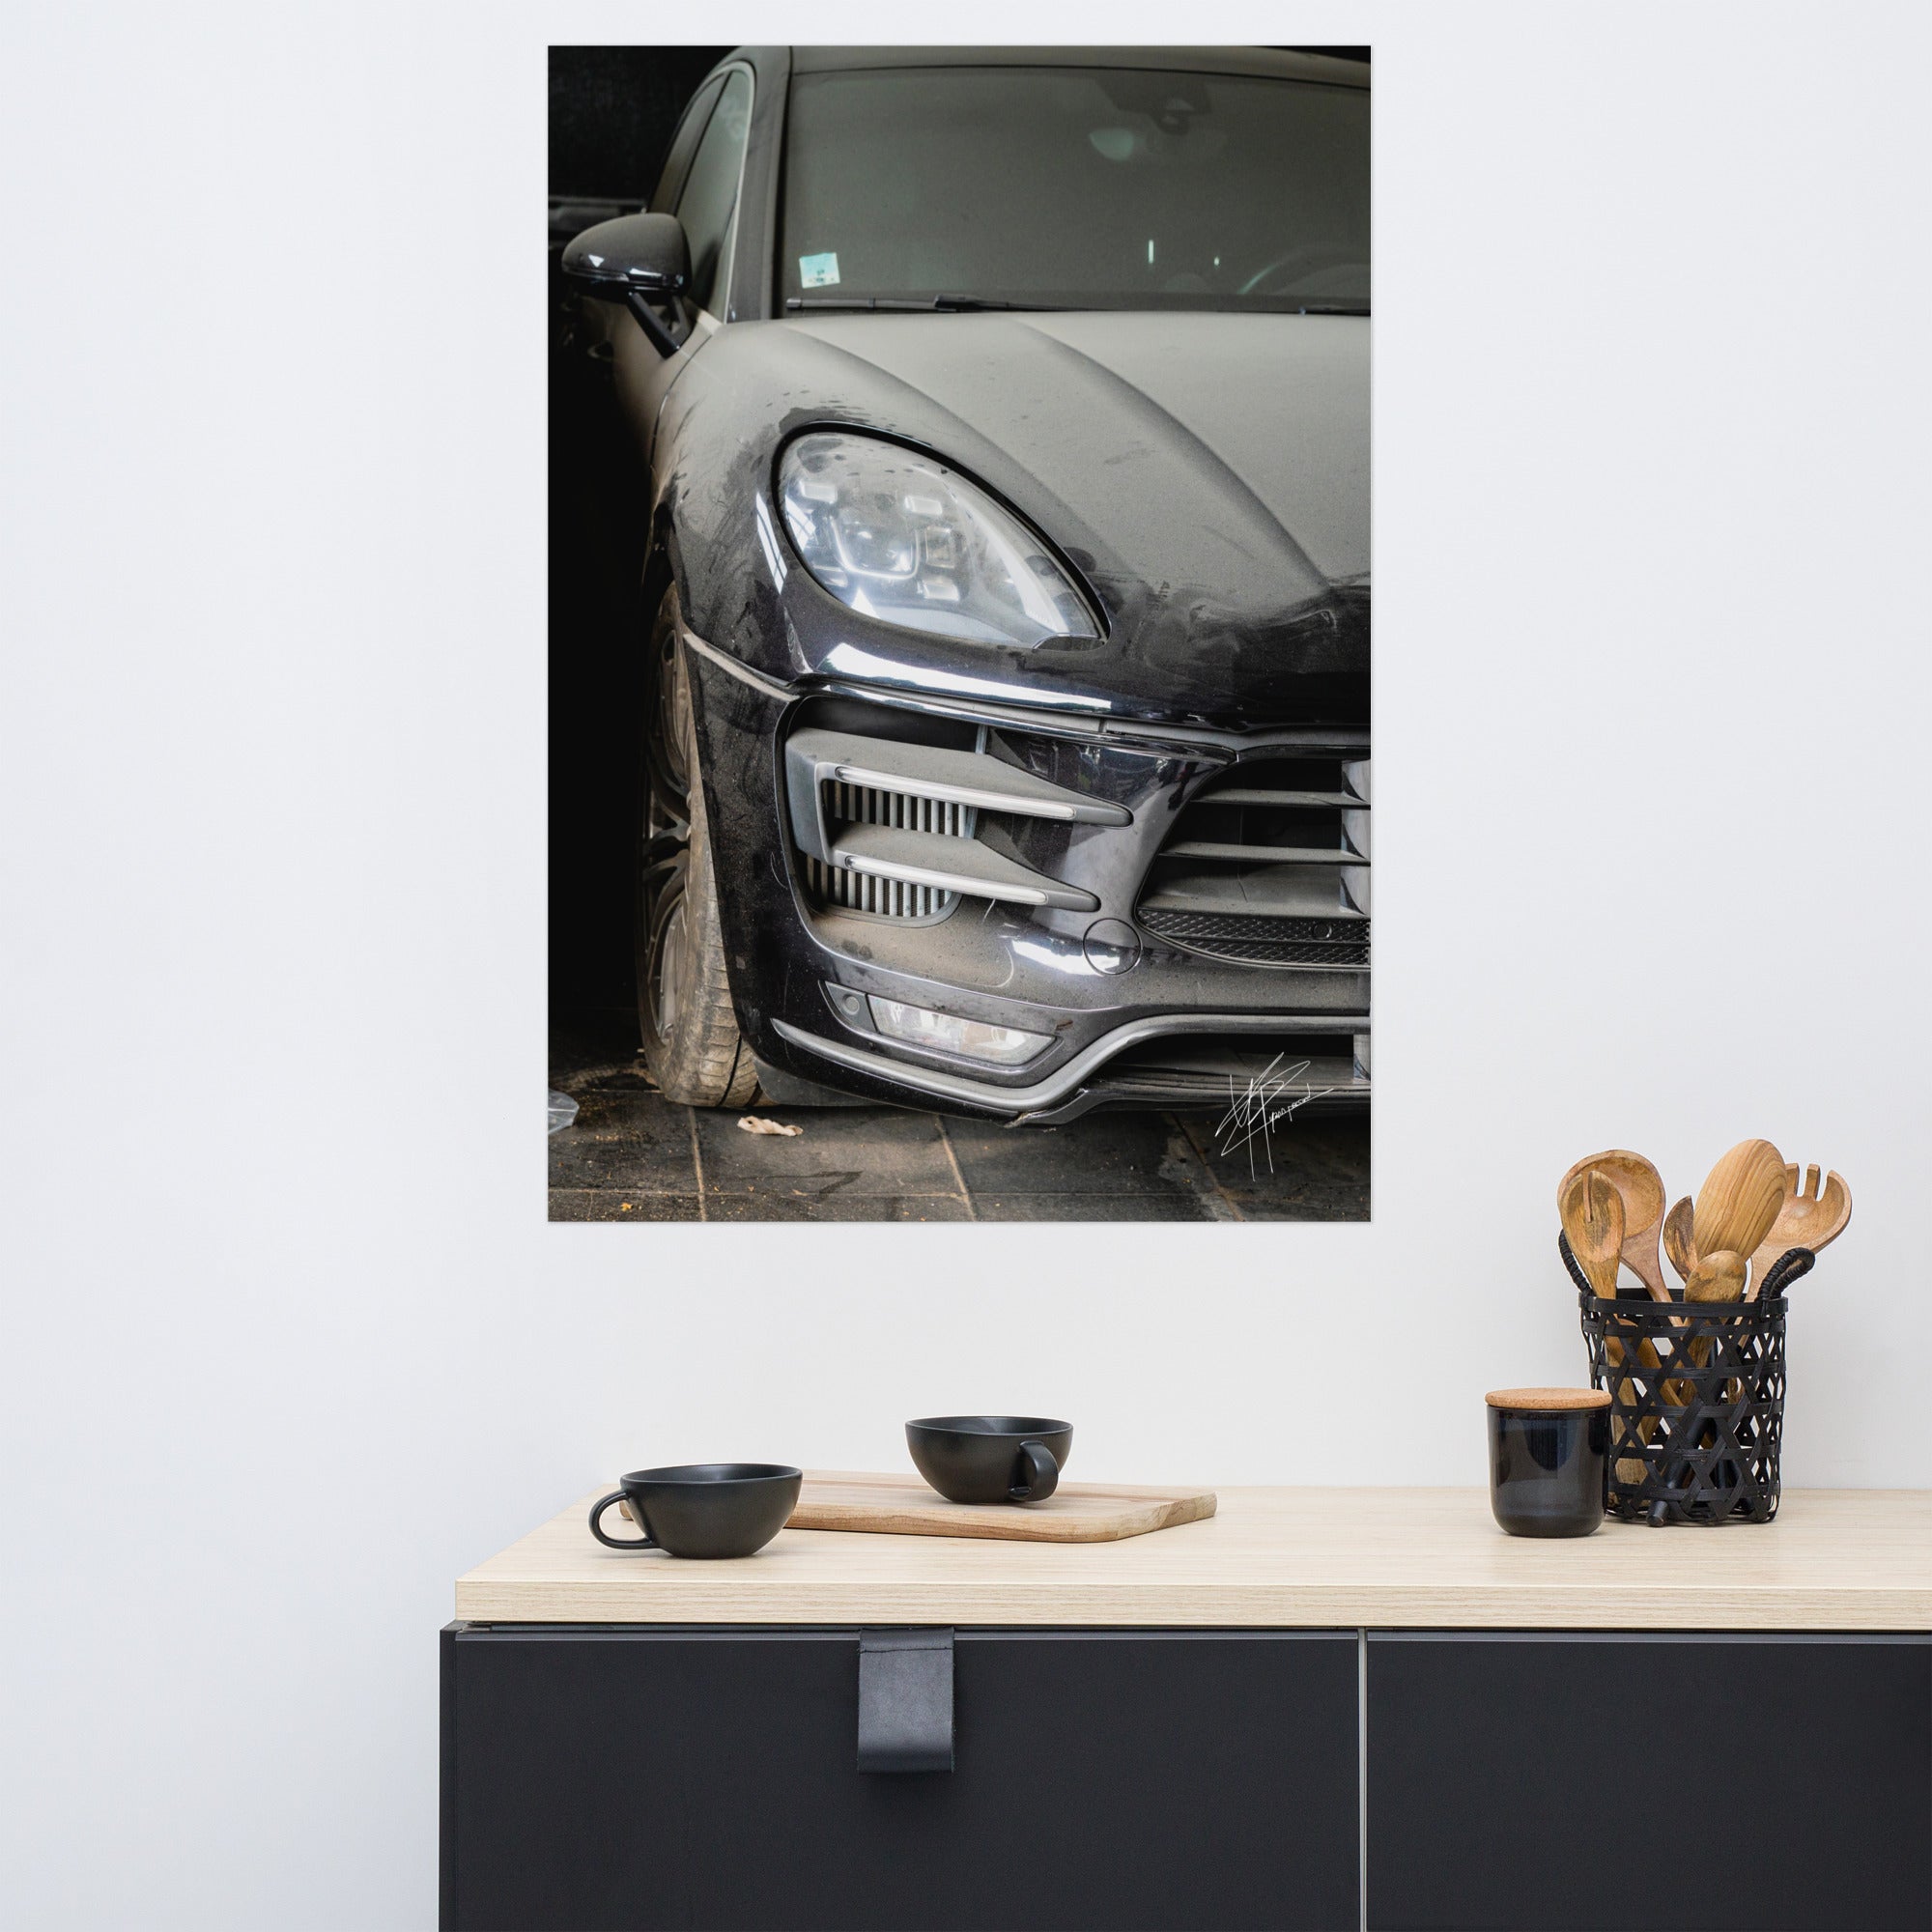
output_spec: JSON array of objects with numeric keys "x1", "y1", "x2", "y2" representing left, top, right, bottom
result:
[
  {"x1": 784, "y1": 703, "x2": 1125, "y2": 923},
  {"x1": 1137, "y1": 907, "x2": 1371, "y2": 966},
  {"x1": 1136, "y1": 751, "x2": 1369, "y2": 971},
  {"x1": 802, "y1": 781, "x2": 973, "y2": 920}
]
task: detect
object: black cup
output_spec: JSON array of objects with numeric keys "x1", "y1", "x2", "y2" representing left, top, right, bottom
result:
[
  {"x1": 1486, "y1": 1389, "x2": 1608, "y2": 1538},
  {"x1": 906, "y1": 1416, "x2": 1072, "y2": 1505},
  {"x1": 588, "y1": 1463, "x2": 802, "y2": 1558}
]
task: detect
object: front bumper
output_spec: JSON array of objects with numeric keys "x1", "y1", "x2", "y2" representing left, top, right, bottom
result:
[{"x1": 683, "y1": 615, "x2": 1370, "y2": 1125}]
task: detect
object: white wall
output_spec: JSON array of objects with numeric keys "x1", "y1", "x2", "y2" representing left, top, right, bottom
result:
[{"x1": 6, "y1": 3, "x2": 1927, "y2": 1926}]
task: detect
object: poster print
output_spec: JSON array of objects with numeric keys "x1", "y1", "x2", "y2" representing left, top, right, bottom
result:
[{"x1": 550, "y1": 46, "x2": 1369, "y2": 1221}]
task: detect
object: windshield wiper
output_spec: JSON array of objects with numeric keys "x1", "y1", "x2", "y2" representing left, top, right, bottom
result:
[
  {"x1": 784, "y1": 295, "x2": 1368, "y2": 317},
  {"x1": 785, "y1": 295, "x2": 1093, "y2": 314},
  {"x1": 924, "y1": 295, "x2": 1090, "y2": 313}
]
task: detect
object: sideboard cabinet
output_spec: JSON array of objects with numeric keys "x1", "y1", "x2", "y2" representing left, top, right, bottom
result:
[{"x1": 443, "y1": 1487, "x2": 1932, "y2": 1931}]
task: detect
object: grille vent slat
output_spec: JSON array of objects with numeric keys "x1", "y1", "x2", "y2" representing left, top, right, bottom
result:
[
  {"x1": 804, "y1": 781, "x2": 975, "y2": 921},
  {"x1": 1137, "y1": 906, "x2": 1370, "y2": 966},
  {"x1": 1136, "y1": 752, "x2": 1371, "y2": 970}
]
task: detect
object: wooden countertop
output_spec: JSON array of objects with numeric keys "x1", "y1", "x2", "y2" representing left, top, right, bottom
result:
[{"x1": 455, "y1": 1482, "x2": 1932, "y2": 1632}]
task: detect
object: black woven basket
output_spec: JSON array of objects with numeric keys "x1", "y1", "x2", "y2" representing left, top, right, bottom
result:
[{"x1": 1565, "y1": 1234, "x2": 1812, "y2": 1525}]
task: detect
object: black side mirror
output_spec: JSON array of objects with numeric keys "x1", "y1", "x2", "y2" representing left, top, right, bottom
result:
[{"x1": 560, "y1": 213, "x2": 691, "y2": 358}]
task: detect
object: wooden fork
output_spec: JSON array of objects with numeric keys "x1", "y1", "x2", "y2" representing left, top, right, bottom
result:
[{"x1": 1747, "y1": 1165, "x2": 1852, "y2": 1298}]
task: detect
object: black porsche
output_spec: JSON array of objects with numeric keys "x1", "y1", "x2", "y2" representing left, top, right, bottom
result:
[{"x1": 560, "y1": 46, "x2": 1369, "y2": 1124}]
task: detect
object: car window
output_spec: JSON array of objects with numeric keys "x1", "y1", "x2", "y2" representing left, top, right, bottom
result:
[
  {"x1": 675, "y1": 68, "x2": 753, "y2": 316},
  {"x1": 652, "y1": 74, "x2": 723, "y2": 211},
  {"x1": 781, "y1": 67, "x2": 1367, "y2": 312}
]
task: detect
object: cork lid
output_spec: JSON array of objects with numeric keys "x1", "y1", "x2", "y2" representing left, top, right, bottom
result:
[{"x1": 1485, "y1": 1386, "x2": 1611, "y2": 1411}]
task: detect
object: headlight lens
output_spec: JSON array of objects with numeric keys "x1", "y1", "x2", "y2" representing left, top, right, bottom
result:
[
  {"x1": 778, "y1": 432, "x2": 1098, "y2": 648},
  {"x1": 867, "y1": 995, "x2": 1051, "y2": 1066}
]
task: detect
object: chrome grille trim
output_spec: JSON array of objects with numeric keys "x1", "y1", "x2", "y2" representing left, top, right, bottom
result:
[
  {"x1": 787, "y1": 727, "x2": 1131, "y2": 826},
  {"x1": 772, "y1": 1009, "x2": 1368, "y2": 1118}
]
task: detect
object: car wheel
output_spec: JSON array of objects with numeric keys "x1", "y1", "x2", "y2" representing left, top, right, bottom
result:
[
  {"x1": 642, "y1": 593, "x2": 690, "y2": 828},
  {"x1": 636, "y1": 614, "x2": 759, "y2": 1108}
]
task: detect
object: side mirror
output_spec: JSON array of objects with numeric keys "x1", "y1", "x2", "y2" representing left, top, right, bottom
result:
[{"x1": 560, "y1": 213, "x2": 691, "y2": 358}]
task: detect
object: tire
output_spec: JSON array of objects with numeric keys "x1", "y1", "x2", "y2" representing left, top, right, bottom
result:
[{"x1": 636, "y1": 611, "x2": 759, "y2": 1108}]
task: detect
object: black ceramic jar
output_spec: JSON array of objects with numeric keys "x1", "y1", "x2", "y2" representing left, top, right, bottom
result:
[{"x1": 1485, "y1": 1388, "x2": 1608, "y2": 1538}]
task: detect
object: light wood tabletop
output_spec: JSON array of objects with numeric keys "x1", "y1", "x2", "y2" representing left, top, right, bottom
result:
[{"x1": 455, "y1": 1480, "x2": 1932, "y2": 1631}]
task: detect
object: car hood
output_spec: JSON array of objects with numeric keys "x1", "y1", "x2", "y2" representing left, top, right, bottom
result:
[{"x1": 655, "y1": 310, "x2": 1368, "y2": 729}]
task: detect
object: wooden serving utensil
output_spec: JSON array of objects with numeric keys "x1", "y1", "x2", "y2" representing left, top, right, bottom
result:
[
  {"x1": 1747, "y1": 1165, "x2": 1852, "y2": 1299},
  {"x1": 1559, "y1": 1168, "x2": 1624, "y2": 1297},
  {"x1": 1691, "y1": 1139, "x2": 1787, "y2": 1274},
  {"x1": 1683, "y1": 1249, "x2": 1746, "y2": 1304},
  {"x1": 1557, "y1": 1151, "x2": 1669, "y2": 1301},
  {"x1": 1662, "y1": 1197, "x2": 1698, "y2": 1286},
  {"x1": 1560, "y1": 1169, "x2": 1651, "y2": 1482}
]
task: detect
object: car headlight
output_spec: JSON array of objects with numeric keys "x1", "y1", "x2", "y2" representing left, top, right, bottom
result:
[{"x1": 778, "y1": 432, "x2": 1098, "y2": 648}]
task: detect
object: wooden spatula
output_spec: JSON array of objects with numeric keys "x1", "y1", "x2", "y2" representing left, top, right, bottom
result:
[
  {"x1": 1691, "y1": 1140, "x2": 1786, "y2": 1273},
  {"x1": 1557, "y1": 1151, "x2": 1669, "y2": 1301}
]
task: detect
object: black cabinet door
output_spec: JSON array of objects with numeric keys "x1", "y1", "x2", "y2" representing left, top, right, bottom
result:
[
  {"x1": 442, "y1": 1625, "x2": 1359, "y2": 1932},
  {"x1": 1366, "y1": 1632, "x2": 1932, "y2": 1931}
]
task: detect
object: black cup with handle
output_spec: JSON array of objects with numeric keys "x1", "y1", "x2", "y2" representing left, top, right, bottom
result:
[
  {"x1": 905, "y1": 1416, "x2": 1072, "y2": 1505},
  {"x1": 587, "y1": 1463, "x2": 802, "y2": 1558}
]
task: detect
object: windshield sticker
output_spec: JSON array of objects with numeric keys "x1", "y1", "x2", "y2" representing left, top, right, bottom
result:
[{"x1": 798, "y1": 251, "x2": 840, "y2": 289}]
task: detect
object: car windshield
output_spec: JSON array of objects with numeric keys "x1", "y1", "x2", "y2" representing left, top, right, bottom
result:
[{"x1": 780, "y1": 65, "x2": 1368, "y2": 314}]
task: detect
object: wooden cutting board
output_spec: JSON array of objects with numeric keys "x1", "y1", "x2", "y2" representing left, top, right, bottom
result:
[{"x1": 785, "y1": 1470, "x2": 1217, "y2": 1544}]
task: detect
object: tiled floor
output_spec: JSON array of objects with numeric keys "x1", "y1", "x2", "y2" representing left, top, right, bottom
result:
[{"x1": 550, "y1": 1009, "x2": 1370, "y2": 1223}]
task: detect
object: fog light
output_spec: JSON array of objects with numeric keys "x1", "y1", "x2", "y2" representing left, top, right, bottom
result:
[{"x1": 867, "y1": 995, "x2": 1050, "y2": 1066}]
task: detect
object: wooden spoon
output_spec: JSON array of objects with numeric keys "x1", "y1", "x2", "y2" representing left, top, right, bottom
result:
[
  {"x1": 1557, "y1": 1151, "x2": 1669, "y2": 1301},
  {"x1": 1662, "y1": 1197, "x2": 1698, "y2": 1286},
  {"x1": 1683, "y1": 1249, "x2": 1747, "y2": 1304},
  {"x1": 1692, "y1": 1140, "x2": 1786, "y2": 1270},
  {"x1": 1747, "y1": 1165, "x2": 1852, "y2": 1299},
  {"x1": 1559, "y1": 1168, "x2": 1624, "y2": 1297}
]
